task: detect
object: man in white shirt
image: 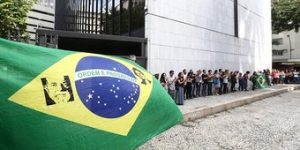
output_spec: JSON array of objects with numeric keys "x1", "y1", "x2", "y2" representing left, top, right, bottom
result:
[{"x1": 167, "y1": 70, "x2": 176, "y2": 100}]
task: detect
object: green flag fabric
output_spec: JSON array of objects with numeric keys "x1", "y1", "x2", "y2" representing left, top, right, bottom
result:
[
  {"x1": 254, "y1": 73, "x2": 269, "y2": 89},
  {"x1": 0, "y1": 38, "x2": 182, "y2": 150}
]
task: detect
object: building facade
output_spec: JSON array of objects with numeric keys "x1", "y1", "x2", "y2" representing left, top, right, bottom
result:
[
  {"x1": 145, "y1": 0, "x2": 272, "y2": 73},
  {"x1": 26, "y1": 0, "x2": 55, "y2": 43},
  {"x1": 36, "y1": 0, "x2": 272, "y2": 73},
  {"x1": 272, "y1": 30, "x2": 300, "y2": 69}
]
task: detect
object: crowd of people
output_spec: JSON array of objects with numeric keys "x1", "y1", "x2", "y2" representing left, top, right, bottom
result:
[{"x1": 155, "y1": 68, "x2": 300, "y2": 105}]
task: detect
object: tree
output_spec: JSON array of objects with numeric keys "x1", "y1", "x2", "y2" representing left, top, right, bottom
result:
[
  {"x1": 0, "y1": 0, "x2": 37, "y2": 40},
  {"x1": 272, "y1": 0, "x2": 300, "y2": 33}
]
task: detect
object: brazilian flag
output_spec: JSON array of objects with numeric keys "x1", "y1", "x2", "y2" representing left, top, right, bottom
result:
[
  {"x1": 255, "y1": 73, "x2": 268, "y2": 89},
  {"x1": 0, "y1": 38, "x2": 182, "y2": 149}
]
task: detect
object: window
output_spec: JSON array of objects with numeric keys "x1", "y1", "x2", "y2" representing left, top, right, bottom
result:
[
  {"x1": 272, "y1": 38, "x2": 283, "y2": 45},
  {"x1": 56, "y1": 0, "x2": 145, "y2": 37},
  {"x1": 272, "y1": 49, "x2": 287, "y2": 56},
  {"x1": 39, "y1": 0, "x2": 55, "y2": 8}
]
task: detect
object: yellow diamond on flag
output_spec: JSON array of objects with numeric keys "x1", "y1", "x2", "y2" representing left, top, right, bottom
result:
[{"x1": 9, "y1": 53, "x2": 153, "y2": 136}]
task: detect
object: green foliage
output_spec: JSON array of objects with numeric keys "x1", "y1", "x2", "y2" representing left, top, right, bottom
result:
[
  {"x1": 272, "y1": 0, "x2": 300, "y2": 33},
  {"x1": 0, "y1": 0, "x2": 37, "y2": 40}
]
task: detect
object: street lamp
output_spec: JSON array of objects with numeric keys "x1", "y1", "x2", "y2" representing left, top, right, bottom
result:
[{"x1": 287, "y1": 34, "x2": 292, "y2": 59}]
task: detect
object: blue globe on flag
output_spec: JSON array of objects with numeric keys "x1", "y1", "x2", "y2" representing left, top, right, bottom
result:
[{"x1": 75, "y1": 56, "x2": 140, "y2": 118}]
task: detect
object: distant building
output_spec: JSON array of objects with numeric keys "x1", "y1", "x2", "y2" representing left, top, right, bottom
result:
[
  {"x1": 272, "y1": 30, "x2": 300, "y2": 69},
  {"x1": 35, "y1": 0, "x2": 272, "y2": 73},
  {"x1": 26, "y1": 0, "x2": 55, "y2": 43}
]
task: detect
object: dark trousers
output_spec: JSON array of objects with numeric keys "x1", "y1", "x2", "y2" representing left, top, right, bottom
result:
[
  {"x1": 223, "y1": 83, "x2": 228, "y2": 94},
  {"x1": 238, "y1": 80, "x2": 243, "y2": 91},
  {"x1": 168, "y1": 89, "x2": 176, "y2": 100},
  {"x1": 219, "y1": 81, "x2": 223, "y2": 94},
  {"x1": 184, "y1": 85, "x2": 187, "y2": 99},
  {"x1": 196, "y1": 82, "x2": 202, "y2": 97},
  {"x1": 231, "y1": 82, "x2": 236, "y2": 92},
  {"x1": 273, "y1": 78, "x2": 279, "y2": 84},
  {"x1": 265, "y1": 75, "x2": 269, "y2": 85},
  {"x1": 284, "y1": 77, "x2": 288, "y2": 84},
  {"x1": 176, "y1": 87, "x2": 184, "y2": 105},
  {"x1": 202, "y1": 83, "x2": 208, "y2": 96},
  {"x1": 186, "y1": 83, "x2": 192, "y2": 99},
  {"x1": 208, "y1": 82, "x2": 213, "y2": 96},
  {"x1": 191, "y1": 83, "x2": 197, "y2": 97},
  {"x1": 295, "y1": 77, "x2": 300, "y2": 84},
  {"x1": 252, "y1": 81, "x2": 256, "y2": 91},
  {"x1": 243, "y1": 79, "x2": 248, "y2": 91}
]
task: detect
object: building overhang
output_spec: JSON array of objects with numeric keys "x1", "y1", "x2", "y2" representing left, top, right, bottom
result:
[
  {"x1": 36, "y1": 29, "x2": 147, "y2": 44},
  {"x1": 35, "y1": 29, "x2": 148, "y2": 68},
  {"x1": 273, "y1": 59, "x2": 300, "y2": 63},
  {"x1": 273, "y1": 59, "x2": 300, "y2": 67}
]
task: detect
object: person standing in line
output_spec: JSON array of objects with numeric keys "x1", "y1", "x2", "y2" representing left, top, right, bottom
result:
[
  {"x1": 230, "y1": 71, "x2": 238, "y2": 92},
  {"x1": 213, "y1": 70, "x2": 221, "y2": 95},
  {"x1": 160, "y1": 73, "x2": 168, "y2": 91},
  {"x1": 269, "y1": 69, "x2": 273, "y2": 86},
  {"x1": 175, "y1": 72, "x2": 185, "y2": 105},
  {"x1": 228, "y1": 71, "x2": 233, "y2": 92},
  {"x1": 202, "y1": 70, "x2": 208, "y2": 97},
  {"x1": 186, "y1": 72, "x2": 193, "y2": 99},
  {"x1": 218, "y1": 69, "x2": 224, "y2": 95},
  {"x1": 167, "y1": 70, "x2": 176, "y2": 100},
  {"x1": 191, "y1": 72, "x2": 197, "y2": 98},
  {"x1": 271, "y1": 69, "x2": 276, "y2": 84},
  {"x1": 223, "y1": 70, "x2": 229, "y2": 94},
  {"x1": 264, "y1": 69, "x2": 272, "y2": 86},
  {"x1": 279, "y1": 70, "x2": 285, "y2": 84},
  {"x1": 293, "y1": 69, "x2": 300, "y2": 84},
  {"x1": 207, "y1": 70, "x2": 213, "y2": 96},
  {"x1": 284, "y1": 69, "x2": 289, "y2": 84},
  {"x1": 182, "y1": 69, "x2": 188, "y2": 99},
  {"x1": 288, "y1": 70, "x2": 293, "y2": 83},
  {"x1": 250, "y1": 71, "x2": 257, "y2": 91},
  {"x1": 263, "y1": 69, "x2": 267, "y2": 79},
  {"x1": 195, "y1": 70, "x2": 203, "y2": 97},
  {"x1": 238, "y1": 72, "x2": 243, "y2": 91},
  {"x1": 276, "y1": 70, "x2": 280, "y2": 84},
  {"x1": 188, "y1": 70, "x2": 195, "y2": 98},
  {"x1": 243, "y1": 71, "x2": 250, "y2": 91}
]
